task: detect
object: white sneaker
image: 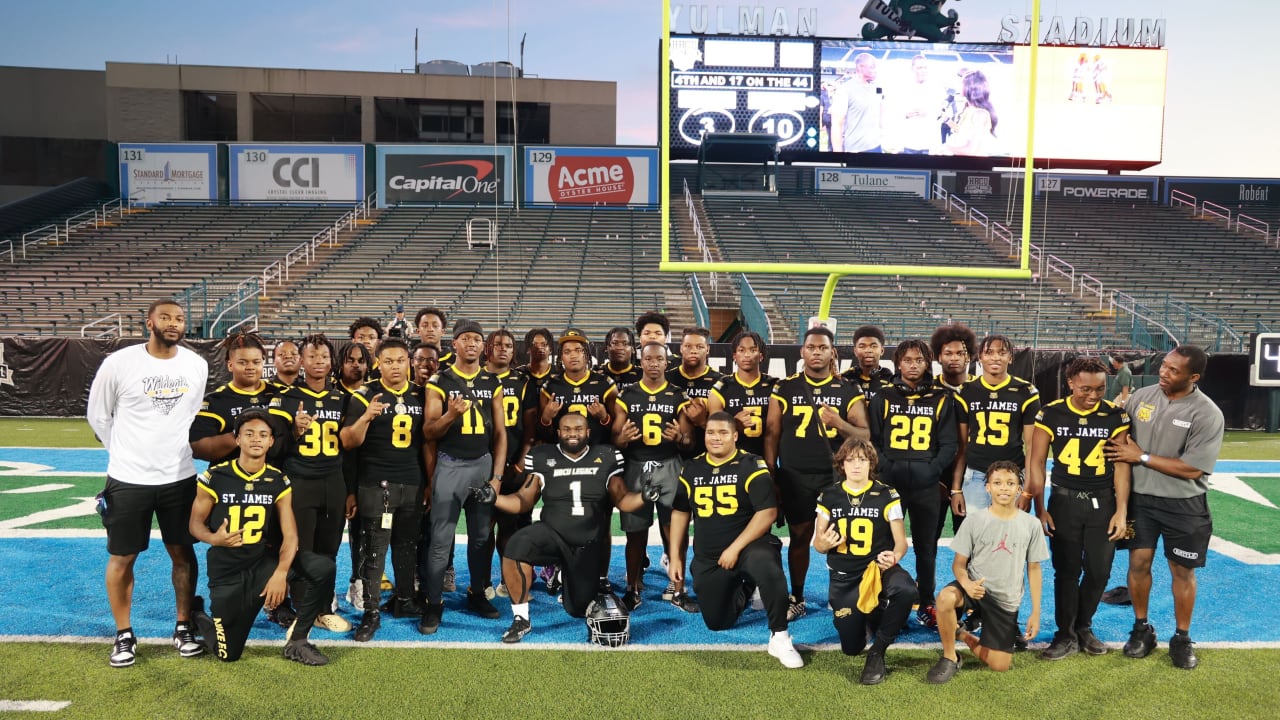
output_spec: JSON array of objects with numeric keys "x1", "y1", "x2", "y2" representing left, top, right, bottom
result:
[
  {"x1": 484, "y1": 585, "x2": 497, "y2": 601},
  {"x1": 495, "y1": 583, "x2": 509, "y2": 598},
  {"x1": 768, "y1": 631, "x2": 804, "y2": 669},
  {"x1": 347, "y1": 579, "x2": 365, "y2": 612},
  {"x1": 750, "y1": 587, "x2": 764, "y2": 611},
  {"x1": 314, "y1": 613, "x2": 353, "y2": 632}
]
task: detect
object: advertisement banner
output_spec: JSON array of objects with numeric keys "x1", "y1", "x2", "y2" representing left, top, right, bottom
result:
[
  {"x1": 1164, "y1": 178, "x2": 1280, "y2": 206},
  {"x1": 1033, "y1": 174, "x2": 1158, "y2": 202},
  {"x1": 523, "y1": 147, "x2": 659, "y2": 206},
  {"x1": 118, "y1": 143, "x2": 217, "y2": 204},
  {"x1": 376, "y1": 145, "x2": 514, "y2": 206},
  {"x1": 955, "y1": 171, "x2": 1003, "y2": 196},
  {"x1": 814, "y1": 167, "x2": 930, "y2": 197},
  {"x1": 228, "y1": 144, "x2": 364, "y2": 203}
]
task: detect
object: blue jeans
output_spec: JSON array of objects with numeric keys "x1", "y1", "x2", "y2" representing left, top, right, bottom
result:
[{"x1": 962, "y1": 468, "x2": 992, "y2": 513}]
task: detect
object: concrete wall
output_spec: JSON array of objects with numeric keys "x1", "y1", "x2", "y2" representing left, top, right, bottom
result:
[{"x1": 0, "y1": 66, "x2": 107, "y2": 139}]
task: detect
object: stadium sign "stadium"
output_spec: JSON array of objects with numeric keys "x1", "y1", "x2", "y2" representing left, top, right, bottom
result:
[{"x1": 998, "y1": 15, "x2": 1166, "y2": 48}]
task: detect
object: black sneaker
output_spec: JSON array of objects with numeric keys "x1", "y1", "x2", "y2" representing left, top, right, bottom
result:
[
  {"x1": 283, "y1": 639, "x2": 329, "y2": 666},
  {"x1": 670, "y1": 591, "x2": 700, "y2": 614},
  {"x1": 1101, "y1": 585, "x2": 1132, "y2": 605},
  {"x1": 545, "y1": 566, "x2": 562, "y2": 595},
  {"x1": 418, "y1": 602, "x2": 444, "y2": 634},
  {"x1": 1040, "y1": 635, "x2": 1079, "y2": 661},
  {"x1": 1169, "y1": 634, "x2": 1198, "y2": 670},
  {"x1": 353, "y1": 611, "x2": 380, "y2": 642},
  {"x1": 620, "y1": 588, "x2": 642, "y2": 612},
  {"x1": 925, "y1": 655, "x2": 961, "y2": 684},
  {"x1": 662, "y1": 580, "x2": 678, "y2": 601},
  {"x1": 502, "y1": 616, "x2": 532, "y2": 644},
  {"x1": 1077, "y1": 629, "x2": 1108, "y2": 656},
  {"x1": 109, "y1": 629, "x2": 137, "y2": 668},
  {"x1": 1123, "y1": 622, "x2": 1157, "y2": 659},
  {"x1": 859, "y1": 650, "x2": 886, "y2": 685},
  {"x1": 467, "y1": 588, "x2": 501, "y2": 619},
  {"x1": 389, "y1": 595, "x2": 426, "y2": 618},
  {"x1": 266, "y1": 600, "x2": 297, "y2": 629},
  {"x1": 172, "y1": 622, "x2": 204, "y2": 658},
  {"x1": 786, "y1": 595, "x2": 806, "y2": 621}
]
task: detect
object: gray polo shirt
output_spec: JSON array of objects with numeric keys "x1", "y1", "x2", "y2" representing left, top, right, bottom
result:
[{"x1": 1127, "y1": 384, "x2": 1224, "y2": 498}]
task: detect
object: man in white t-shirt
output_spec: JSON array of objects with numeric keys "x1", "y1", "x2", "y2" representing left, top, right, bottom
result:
[{"x1": 87, "y1": 299, "x2": 209, "y2": 668}]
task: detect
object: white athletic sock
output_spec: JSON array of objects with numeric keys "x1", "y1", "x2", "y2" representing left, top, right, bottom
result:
[
  {"x1": 771, "y1": 630, "x2": 791, "y2": 641},
  {"x1": 513, "y1": 603, "x2": 530, "y2": 621}
]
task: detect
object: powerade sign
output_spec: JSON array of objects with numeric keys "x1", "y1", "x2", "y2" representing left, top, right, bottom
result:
[
  {"x1": 1164, "y1": 178, "x2": 1280, "y2": 206},
  {"x1": 524, "y1": 147, "x2": 659, "y2": 207},
  {"x1": 814, "y1": 168, "x2": 930, "y2": 197},
  {"x1": 118, "y1": 143, "x2": 217, "y2": 204},
  {"x1": 229, "y1": 144, "x2": 364, "y2": 202},
  {"x1": 1034, "y1": 174, "x2": 1158, "y2": 202},
  {"x1": 376, "y1": 145, "x2": 514, "y2": 206}
]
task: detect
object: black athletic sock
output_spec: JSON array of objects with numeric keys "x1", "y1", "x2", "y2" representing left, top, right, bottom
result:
[
  {"x1": 1134, "y1": 618, "x2": 1149, "y2": 629},
  {"x1": 1174, "y1": 628, "x2": 1190, "y2": 638},
  {"x1": 175, "y1": 621, "x2": 191, "y2": 632},
  {"x1": 117, "y1": 626, "x2": 133, "y2": 638}
]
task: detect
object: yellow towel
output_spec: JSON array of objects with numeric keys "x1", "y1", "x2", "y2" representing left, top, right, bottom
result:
[{"x1": 857, "y1": 562, "x2": 882, "y2": 614}]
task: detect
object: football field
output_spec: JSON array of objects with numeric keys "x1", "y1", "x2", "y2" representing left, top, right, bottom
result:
[{"x1": 1, "y1": 419, "x2": 1278, "y2": 718}]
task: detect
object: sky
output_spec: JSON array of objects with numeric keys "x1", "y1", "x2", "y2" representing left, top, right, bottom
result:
[{"x1": 0, "y1": 0, "x2": 1272, "y2": 178}]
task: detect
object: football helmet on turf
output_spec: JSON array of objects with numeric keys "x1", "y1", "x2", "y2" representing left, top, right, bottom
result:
[{"x1": 585, "y1": 592, "x2": 631, "y2": 647}]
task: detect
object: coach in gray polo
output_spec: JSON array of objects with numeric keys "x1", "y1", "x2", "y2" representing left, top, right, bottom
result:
[{"x1": 1105, "y1": 345, "x2": 1223, "y2": 670}]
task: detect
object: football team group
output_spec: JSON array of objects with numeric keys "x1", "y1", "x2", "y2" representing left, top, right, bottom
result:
[{"x1": 84, "y1": 298, "x2": 1223, "y2": 684}]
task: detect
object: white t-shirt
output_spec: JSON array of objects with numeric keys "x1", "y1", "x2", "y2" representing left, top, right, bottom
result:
[{"x1": 87, "y1": 343, "x2": 209, "y2": 486}]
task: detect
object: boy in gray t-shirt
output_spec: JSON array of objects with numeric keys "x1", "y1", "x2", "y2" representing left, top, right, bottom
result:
[{"x1": 927, "y1": 460, "x2": 1049, "y2": 683}]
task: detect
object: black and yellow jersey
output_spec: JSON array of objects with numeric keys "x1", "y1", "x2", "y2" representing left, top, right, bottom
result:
[
  {"x1": 869, "y1": 376, "x2": 959, "y2": 465},
  {"x1": 343, "y1": 378, "x2": 425, "y2": 486},
  {"x1": 603, "y1": 363, "x2": 641, "y2": 389},
  {"x1": 525, "y1": 443, "x2": 625, "y2": 546},
  {"x1": 674, "y1": 450, "x2": 775, "y2": 560},
  {"x1": 493, "y1": 367, "x2": 532, "y2": 466},
  {"x1": 198, "y1": 459, "x2": 292, "y2": 577},
  {"x1": 956, "y1": 375, "x2": 1041, "y2": 471},
  {"x1": 541, "y1": 371, "x2": 618, "y2": 445},
  {"x1": 772, "y1": 372, "x2": 865, "y2": 474},
  {"x1": 817, "y1": 480, "x2": 902, "y2": 578},
  {"x1": 666, "y1": 365, "x2": 722, "y2": 458},
  {"x1": 427, "y1": 365, "x2": 503, "y2": 460},
  {"x1": 1035, "y1": 398, "x2": 1130, "y2": 491},
  {"x1": 709, "y1": 372, "x2": 777, "y2": 457},
  {"x1": 615, "y1": 380, "x2": 690, "y2": 462},
  {"x1": 268, "y1": 382, "x2": 346, "y2": 477},
  {"x1": 841, "y1": 366, "x2": 893, "y2": 404},
  {"x1": 189, "y1": 381, "x2": 278, "y2": 464}
]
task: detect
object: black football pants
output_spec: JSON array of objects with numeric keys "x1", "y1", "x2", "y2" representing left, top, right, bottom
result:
[
  {"x1": 690, "y1": 535, "x2": 789, "y2": 633},
  {"x1": 207, "y1": 550, "x2": 335, "y2": 661},
  {"x1": 358, "y1": 482, "x2": 423, "y2": 609},
  {"x1": 1048, "y1": 487, "x2": 1117, "y2": 640},
  {"x1": 290, "y1": 469, "x2": 346, "y2": 607},
  {"x1": 829, "y1": 564, "x2": 918, "y2": 656},
  {"x1": 883, "y1": 458, "x2": 943, "y2": 606}
]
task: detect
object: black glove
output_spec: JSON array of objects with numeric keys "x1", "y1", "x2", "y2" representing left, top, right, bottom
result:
[
  {"x1": 469, "y1": 483, "x2": 497, "y2": 505},
  {"x1": 641, "y1": 477, "x2": 661, "y2": 503}
]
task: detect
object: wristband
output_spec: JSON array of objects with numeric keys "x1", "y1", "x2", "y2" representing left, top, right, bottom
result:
[
  {"x1": 1020, "y1": 491, "x2": 1034, "y2": 499},
  {"x1": 950, "y1": 490, "x2": 963, "y2": 496}
]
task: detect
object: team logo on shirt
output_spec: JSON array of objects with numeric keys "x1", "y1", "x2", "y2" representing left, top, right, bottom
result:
[
  {"x1": 1135, "y1": 402, "x2": 1155, "y2": 423},
  {"x1": 141, "y1": 374, "x2": 193, "y2": 415}
]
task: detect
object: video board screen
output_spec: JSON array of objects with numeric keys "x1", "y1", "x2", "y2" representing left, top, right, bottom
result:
[{"x1": 668, "y1": 34, "x2": 1167, "y2": 165}]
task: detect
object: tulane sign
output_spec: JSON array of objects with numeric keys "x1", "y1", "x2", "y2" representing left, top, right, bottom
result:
[{"x1": 668, "y1": 4, "x2": 818, "y2": 36}]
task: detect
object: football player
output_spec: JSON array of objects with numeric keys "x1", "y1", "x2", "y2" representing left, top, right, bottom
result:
[
  {"x1": 420, "y1": 320, "x2": 507, "y2": 633},
  {"x1": 336, "y1": 341, "x2": 371, "y2": 609},
  {"x1": 189, "y1": 410, "x2": 335, "y2": 665},
  {"x1": 814, "y1": 438, "x2": 915, "y2": 684},
  {"x1": 348, "y1": 317, "x2": 384, "y2": 380},
  {"x1": 189, "y1": 332, "x2": 278, "y2": 465},
  {"x1": 602, "y1": 326, "x2": 641, "y2": 387},
  {"x1": 1031, "y1": 357, "x2": 1130, "y2": 660},
  {"x1": 483, "y1": 329, "x2": 536, "y2": 598},
  {"x1": 539, "y1": 329, "x2": 617, "y2": 445},
  {"x1": 707, "y1": 330, "x2": 776, "y2": 457},
  {"x1": 340, "y1": 337, "x2": 427, "y2": 641},
  {"x1": 415, "y1": 307, "x2": 452, "y2": 367},
  {"x1": 951, "y1": 335, "x2": 1041, "y2": 520},
  {"x1": 268, "y1": 334, "x2": 352, "y2": 634},
  {"x1": 930, "y1": 323, "x2": 977, "y2": 539},
  {"x1": 668, "y1": 412, "x2": 803, "y2": 669},
  {"x1": 765, "y1": 326, "x2": 870, "y2": 621},
  {"x1": 665, "y1": 327, "x2": 721, "y2": 459},
  {"x1": 613, "y1": 341, "x2": 695, "y2": 611},
  {"x1": 841, "y1": 325, "x2": 893, "y2": 401},
  {"x1": 867, "y1": 339, "x2": 959, "y2": 629},
  {"x1": 411, "y1": 342, "x2": 440, "y2": 386},
  {"x1": 476, "y1": 412, "x2": 649, "y2": 643},
  {"x1": 270, "y1": 340, "x2": 301, "y2": 390}
]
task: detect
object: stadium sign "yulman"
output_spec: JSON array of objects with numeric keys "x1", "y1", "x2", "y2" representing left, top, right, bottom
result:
[{"x1": 669, "y1": 4, "x2": 817, "y2": 36}]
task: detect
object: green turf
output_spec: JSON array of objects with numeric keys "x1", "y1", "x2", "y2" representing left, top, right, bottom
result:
[
  {"x1": 0, "y1": 642, "x2": 1275, "y2": 719},
  {"x1": 1206, "y1": 485, "x2": 1280, "y2": 554}
]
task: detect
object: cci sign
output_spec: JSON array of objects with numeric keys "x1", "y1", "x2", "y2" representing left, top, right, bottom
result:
[{"x1": 229, "y1": 145, "x2": 364, "y2": 202}]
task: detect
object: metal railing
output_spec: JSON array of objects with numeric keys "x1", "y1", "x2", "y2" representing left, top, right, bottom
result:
[
  {"x1": 21, "y1": 224, "x2": 59, "y2": 259},
  {"x1": 81, "y1": 313, "x2": 123, "y2": 339},
  {"x1": 689, "y1": 275, "x2": 710, "y2": 329},
  {"x1": 1170, "y1": 189, "x2": 1196, "y2": 211},
  {"x1": 1111, "y1": 291, "x2": 1179, "y2": 350},
  {"x1": 1201, "y1": 200, "x2": 1231, "y2": 225},
  {"x1": 1237, "y1": 213, "x2": 1270, "y2": 241},
  {"x1": 1, "y1": 239, "x2": 13, "y2": 264}
]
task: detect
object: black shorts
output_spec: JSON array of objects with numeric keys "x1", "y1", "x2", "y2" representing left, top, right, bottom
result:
[
  {"x1": 1129, "y1": 493, "x2": 1212, "y2": 569},
  {"x1": 776, "y1": 468, "x2": 832, "y2": 527},
  {"x1": 101, "y1": 475, "x2": 197, "y2": 556},
  {"x1": 945, "y1": 580, "x2": 1019, "y2": 653}
]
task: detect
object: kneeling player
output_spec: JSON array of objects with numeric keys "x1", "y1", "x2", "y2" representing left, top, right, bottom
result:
[
  {"x1": 668, "y1": 412, "x2": 803, "y2": 669},
  {"x1": 188, "y1": 410, "x2": 336, "y2": 665},
  {"x1": 477, "y1": 413, "x2": 651, "y2": 643},
  {"x1": 814, "y1": 438, "x2": 916, "y2": 684}
]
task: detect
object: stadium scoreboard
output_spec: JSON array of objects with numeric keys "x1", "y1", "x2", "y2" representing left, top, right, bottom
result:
[
  {"x1": 669, "y1": 36, "x2": 822, "y2": 151},
  {"x1": 1251, "y1": 333, "x2": 1280, "y2": 387}
]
